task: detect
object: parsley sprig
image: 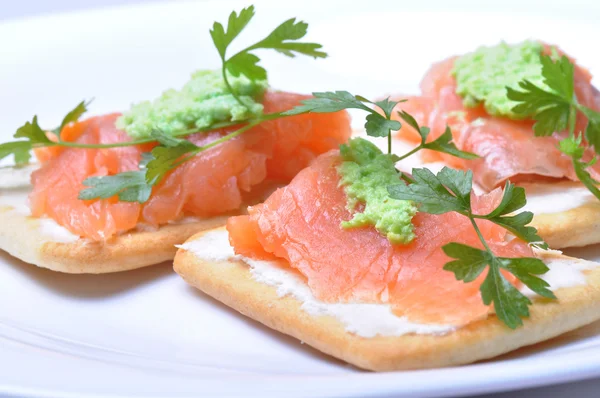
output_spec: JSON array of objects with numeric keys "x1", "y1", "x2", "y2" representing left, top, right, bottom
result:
[
  {"x1": 284, "y1": 91, "x2": 477, "y2": 160},
  {"x1": 388, "y1": 167, "x2": 553, "y2": 328},
  {"x1": 79, "y1": 153, "x2": 154, "y2": 203},
  {"x1": 507, "y1": 53, "x2": 600, "y2": 200},
  {"x1": 395, "y1": 110, "x2": 479, "y2": 161},
  {"x1": 1, "y1": 6, "x2": 326, "y2": 199},
  {"x1": 80, "y1": 6, "x2": 328, "y2": 200},
  {"x1": 0, "y1": 101, "x2": 243, "y2": 166},
  {"x1": 1, "y1": 101, "x2": 91, "y2": 166},
  {"x1": 210, "y1": 5, "x2": 326, "y2": 109}
]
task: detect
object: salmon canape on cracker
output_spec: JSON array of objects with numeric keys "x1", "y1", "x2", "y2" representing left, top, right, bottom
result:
[
  {"x1": 0, "y1": 7, "x2": 351, "y2": 273},
  {"x1": 390, "y1": 41, "x2": 600, "y2": 248},
  {"x1": 175, "y1": 137, "x2": 600, "y2": 371}
]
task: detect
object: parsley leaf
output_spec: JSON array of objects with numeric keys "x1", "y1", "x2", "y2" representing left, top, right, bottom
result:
[
  {"x1": 423, "y1": 126, "x2": 479, "y2": 159},
  {"x1": 396, "y1": 111, "x2": 478, "y2": 160},
  {"x1": 507, "y1": 52, "x2": 600, "y2": 152},
  {"x1": 559, "y1": 134, "x2": 600, "y2": 200},
  {"x1": 79, "y1": 152, "x2": 158, "y2": 203},
  {"x1": 284, "y1": 91, "x2": 400, "y2": 138},
  {"x1": 0, "y1": 141, "x2": 32, "y2": 165},
  {"x1": 3, "y1": 115, "x2": 53, "y2": 166},
  {"x1": 488, "y1": 212, "x2": 547, "y2": 250},
  {"x1": 370, "y1": 97, "x2": 403, "y2": 119},
  {"x1": 77, "y1": 137, "x2": 198, "y2": 204},
  {"x1": 54, "y1": 100, "x2": 91, "y2": 134},
  {"x1": 79, "y1": 170, "x2": 152, "y2": 203},
  {"x1": 284, "y1": 91, "x2": 373, "y2": 114},
  {"x1": 507, "y1": 54, "x2": 575, "y2": 136},
  {"x1": 146, "y1": 139, "x2": 198, "y2": 184},
  {"x1": 210, "y1": 6, "x2": 326, "y2": 106},
  {"x1": 247, "y1": 18, "x2": 327, "y2": 59},
  {"x1": 387, "y1": 167, "x2": 472, "y2": 214},
  {"x1": 364, "y1": 114, "x2": 401, "y2": 138},
  {"x1": 4, "y1": 101, "x2": 91, "y2": 166},
  {"x1": 507, "y1": 53, "x2": 600, "y2": 204},
  {"x1": 541, "y1": 54, "x2": 575, "y2": 100},
  {"x1": 581, "y1": 107, "x2": 600, "y2": 151},
  {"x1": 479, "y1": 181, "x2": 547, "y2": 249},
  {"x1": 210, "y1": 6, "x2": 255, "y2": 59},
  {"x1": 15, "y1": 116, "x2": 52, "y2": 144},
  {"x1": 482, "y1": 181, "x2": 526, "y2": 217},
  {"x1": 443, "y1": 243, "x2": 553, "y2": 329},
  {"x1": 441, "y1": 243, "x2": 489, "y2": 282},
  {"x1": 502, "y1": 257, "x2": 554, "y2": 299},
  {"x1": 226, "y1": 52, "x2": 265, "y2": 80},
  {"x1": 388, "y1": 166, "x2": 553, "y2": 328}
]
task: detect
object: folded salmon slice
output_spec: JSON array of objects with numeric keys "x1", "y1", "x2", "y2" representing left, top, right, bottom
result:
[
  {"x1": 227, "y1": 151, "x2": 532, "y2": 326},
  {"x1": 29, "y1": 91, "x2": 352, "y2": 241},
  {"x1": 393, "y1": 46, "x2": 600, "y2": 191}
]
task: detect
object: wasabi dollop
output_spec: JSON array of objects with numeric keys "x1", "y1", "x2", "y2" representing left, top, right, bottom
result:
[
  {"x1": 453, "y1": 40, "x2": 550, "y2": 118},
  {"x1": 338, "y1": 138, "x2": 417, "y2": 244},
  {"x1": 117, "y1": 70, "x2": 268, "y2": 138}
]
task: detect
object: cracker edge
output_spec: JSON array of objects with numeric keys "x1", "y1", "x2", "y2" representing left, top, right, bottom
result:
[
  {"x1": 0, "y1": 205, "x2": 230, "y2": 274},
  {"x1": 532, "y1": 201, "x2": 600, "y2": 249},
  {"x1": 174, "y1": 227, "x2": 600, "y2": 371}
]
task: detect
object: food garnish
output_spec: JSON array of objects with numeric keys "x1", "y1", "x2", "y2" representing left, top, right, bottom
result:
[
  {"x1": 1, "y1": 101, "x2": 90, "y2": 166},
  {"x1": 337, "y1": 138, "x2": 418, "y2": 244},
  {"x1": 210, "y1": 5, "x2": 326, "y2": 108},
  {"x1": 508, "y1": 53, "x2": 600, "y2": 199},
  {"x1": 285, "y1": 91, "x2": 478, "y2": 159},
  {"x1": 388, "y1": 168, "x2": 552, "y2": 328}
]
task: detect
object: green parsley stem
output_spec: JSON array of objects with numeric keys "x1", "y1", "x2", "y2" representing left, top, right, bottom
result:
[
  {"x1": 387, "y1": 133, "x2": 392, "y2": 155},
  {"x1": 170, "y1": 111, "x2": 286, "y2": 170},
  {"x1": 27, "y1": 120, "x2": 247, "y2": 150},
  {"x1": 468, "y1": 214, "x2": 493, "y2": 253},
  {"x1": 569, "y1": 104, "x2": 577, "y2": 136},
  {"x1": 221, "y1": 61, "x2": 251, "y2": 111},
  {"x1": 399, "y1": 172, "x2": 414, "y2": 184},
  {"x1": 394, "y1": 145, "x2": 422, "y2": 162}
]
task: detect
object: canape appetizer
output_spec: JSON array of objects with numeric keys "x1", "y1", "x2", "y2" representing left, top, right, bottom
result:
[
  {"x1": 0, "y1": 6, "x2": 350, "y2": 273},
  {"x1": 392, "y1": 41, "x2": 600, "y2": 248}
]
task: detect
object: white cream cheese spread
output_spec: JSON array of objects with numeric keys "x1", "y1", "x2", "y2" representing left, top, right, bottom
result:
[
  {"x1": 181, "y1": 229, "x2": 457, "y2": 338},
  {"x1": 181, "y1": 230, "x2": 599, "y2": 338},
  {"x1": 0, "y1": 166, "x2": 79, "y2": 243}
]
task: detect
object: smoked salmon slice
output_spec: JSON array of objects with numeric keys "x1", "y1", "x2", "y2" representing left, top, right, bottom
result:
[
  {"x1": 227, "y1": 151, "x2": 531, "y2": 326},
  {"x1": 29, "y1": 91, "x2": 351, "y2": 241},
  {"x1": 393, "y1": 46, "x2": 600, "y2": 191}
]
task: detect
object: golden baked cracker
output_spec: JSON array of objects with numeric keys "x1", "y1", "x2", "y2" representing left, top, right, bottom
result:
[
  {"x1": 0, "y1": 199, "x2": 231, "y2": 273},
  {"x1": 528, "y1": 197, "x2": 600, "y2": 249},
  {"x1": 174, "y1": 227, "x2": 600, "y2": 371}
]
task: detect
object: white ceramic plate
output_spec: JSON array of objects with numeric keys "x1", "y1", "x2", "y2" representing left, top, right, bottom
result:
[{"x1": 1, "y1": 1, "x2": 600, "y2": 397}]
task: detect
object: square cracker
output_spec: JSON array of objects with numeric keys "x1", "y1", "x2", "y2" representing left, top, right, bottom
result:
[
  {"x1": 0, "y1": 201, "x2": 231, "y2": 273},
  {"x1": 174, "y1": 228, "x2": 600, "y2": 371}
]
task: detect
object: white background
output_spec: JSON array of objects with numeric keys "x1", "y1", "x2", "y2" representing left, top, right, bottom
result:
[{"x1": 0, "y1": 1, "x2": 599, "y2": 397}]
